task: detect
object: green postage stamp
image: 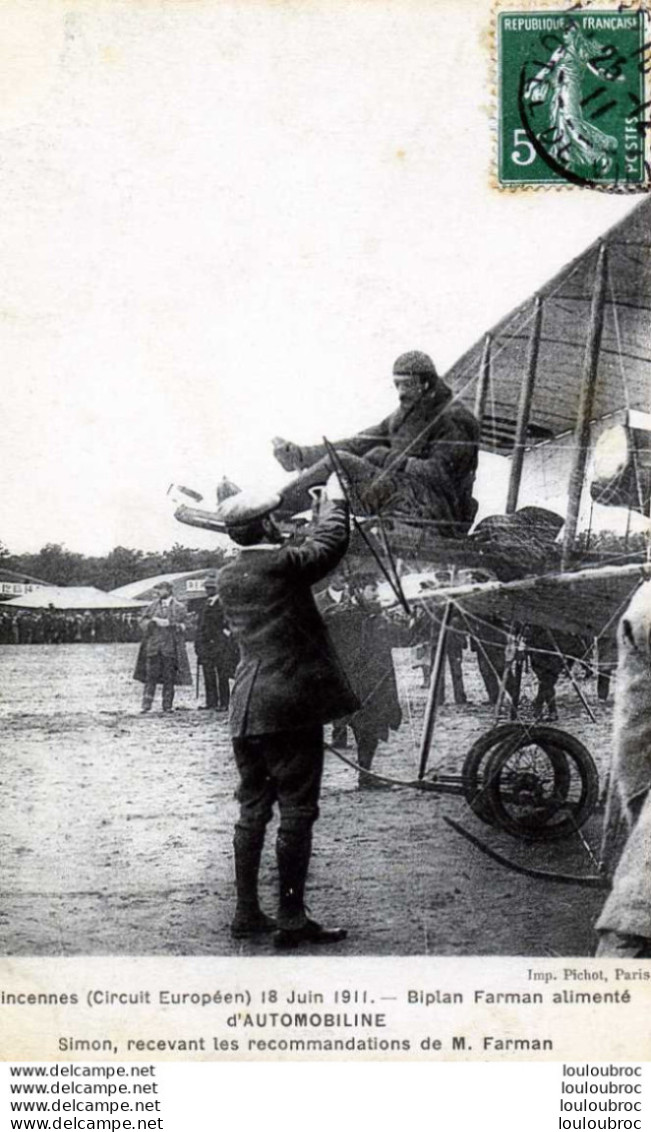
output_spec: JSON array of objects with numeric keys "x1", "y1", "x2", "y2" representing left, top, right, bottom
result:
[{"x1": 497, "y1": 5, "x2": 649, "y2": 188}]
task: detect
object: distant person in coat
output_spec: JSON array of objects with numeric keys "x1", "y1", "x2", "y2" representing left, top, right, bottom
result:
[
  {"x1": 216, "y1": 475, "x2": 358, "y2": 947},
  {"x1": 416, "y1": 610, "x2": 469, "y2": 704},
  {"x1": 470, "y1": 615, "x2": 510, "y2": 705},
  {"x1": 526, "y1": 627, "x2": 584, "y2": 722},
  {"x1": 322, "y1": 578, "x2": 403, "y2": 789},
  {"x1": 272, "y1": 350, "x2": 479, "y2": 535},
  {"x1": 194, "y1": 576, "x2": 239, "y2": 711},
  {"x1": 133, "y1": 582, "x2": 191, "y2": 713}
]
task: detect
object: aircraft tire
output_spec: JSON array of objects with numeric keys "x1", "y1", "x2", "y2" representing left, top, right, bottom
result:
[
  {"x1": 462, "y1": 724, "x2": 525, "y2": 826},
  {"x1": 482, "y1": 726, "x2": 599, "y2": 842}
]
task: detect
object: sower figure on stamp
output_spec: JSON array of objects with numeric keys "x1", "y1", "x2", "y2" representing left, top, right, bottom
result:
[
  {"x1": 272, "y1": 350, "x2": 480, "y2": 535},
  {"x1": 195, "y1": 575, "x2": 239, "y2": 711},
  {"x1": 524, "y1": 19, "x2": 622, "y2": 177},
  {"x1": 216, "y1": 473, "x2": 359, "y2": 947},
  {"x1": 133, "y1": 582, "x2": 192, "y2": 713},
  {"x1": 596, "y1": 583, "x2": 651, "y2": 958}
]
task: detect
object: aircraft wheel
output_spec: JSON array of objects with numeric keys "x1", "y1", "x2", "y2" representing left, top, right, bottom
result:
[
  {"x1": 483, "y1": 726, "x2": 599, "y2": 842},
  {"x1": 462, "y1": 724, "x2": 524, "y2": 826}
]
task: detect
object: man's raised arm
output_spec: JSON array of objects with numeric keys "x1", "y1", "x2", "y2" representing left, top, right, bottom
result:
[
  {"x1": 280, "y1": 473, "x2": 351, "y2": 587},
  {"x1": 273, "y1": 419, "x2": 390, "y2": 471}
]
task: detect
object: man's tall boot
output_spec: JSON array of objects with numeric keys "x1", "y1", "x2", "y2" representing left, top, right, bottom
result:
[
  {"x1": 162, "y1": 683, "x2": 175, "y2": 712},
  {"x1": 230, "y1": 826, "x2": 275, "y2": 938},
  {"x1": 274, "y1": 828, "x2": 347, "y2": 949},
  {"x1": 141, "y1": 683, "x2": 155, "y2": 713},
  {"x1": 276, "y1": 828, "x2": 311, "y2": 930}
]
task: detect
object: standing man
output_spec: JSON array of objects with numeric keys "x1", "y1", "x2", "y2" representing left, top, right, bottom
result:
[
  {"x1": 195, "y1": 575, "x2": 238, "y2": 711},
  {"x1": 134, "y1": 582, "x2": 192, "y2": 712},
  {"x1": 272, "y1": 350, "x2": 479, "y2": 535},
  {"x1": 526, "y1": 627, "x2": 583, "y2": 722},
  {"x1": 216, "y1": 474, "x2": 358, "y2": 947},
  {"x1": 469, "y1": 615, "x2": 518, "y2": 709},
  {"x1": 417, "y1": 611, "x2": 468, "y2": 704},
  {"x1": 323, "y1": 578, "x2": 403, "y2": 789}
]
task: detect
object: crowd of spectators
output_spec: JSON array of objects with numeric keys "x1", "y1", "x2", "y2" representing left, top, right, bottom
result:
[{"x1": 0, "y1": 607, "x2": 199, "y2": 644}]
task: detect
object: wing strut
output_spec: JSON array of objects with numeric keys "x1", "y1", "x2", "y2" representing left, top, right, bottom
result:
[
  {"x1": 417, "y1": 600, "x2": 453, "y2": 779},
  {"x1": 506, "y1": 294, "x2": 542, "y2": 513},
  {"x1": 562, "y1": 241, "x2": 609, "y2": 569},
  {"x1": 474, "y1": 333, "x2": 492, "y2": 433}
]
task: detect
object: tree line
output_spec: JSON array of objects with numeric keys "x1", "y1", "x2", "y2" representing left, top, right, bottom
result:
[
  {"x1": 0, "y1": 542, "x2": 228, "y2": 591},
  {"x1": 575, "y1": 530, "x2": 648, "y2": 560},
  {"x1": 0, "y1": 528, "x2": 646, "y2": 592}
]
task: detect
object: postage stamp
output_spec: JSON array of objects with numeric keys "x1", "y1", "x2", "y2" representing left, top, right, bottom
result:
[{"x1": 497, "y1": 5, "x2": 649, "y2": 189}]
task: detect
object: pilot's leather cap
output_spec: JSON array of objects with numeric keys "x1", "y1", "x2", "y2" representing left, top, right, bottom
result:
[{"x1": 392, "y1": 351, "x2": 438, "y2": 378}]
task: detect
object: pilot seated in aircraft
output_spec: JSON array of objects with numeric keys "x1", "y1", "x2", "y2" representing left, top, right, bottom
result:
[
  {"x1": 272, "y1": 351, "x2": 480, "y2": 538},
  {"x1": 595, "y1": 582, "x2": 651, "y2": 958}
]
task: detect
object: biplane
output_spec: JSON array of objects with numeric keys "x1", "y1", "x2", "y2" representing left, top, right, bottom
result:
[{"x1": 173, "y1": 197, "x2": 651, "y2": 884}]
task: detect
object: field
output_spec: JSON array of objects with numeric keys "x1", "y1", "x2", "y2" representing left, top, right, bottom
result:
[{"x1": 0, "y1": 643, "x2": 614, "y2": 956}]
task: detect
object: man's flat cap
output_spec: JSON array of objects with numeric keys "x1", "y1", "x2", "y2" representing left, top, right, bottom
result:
[
  {"x1": 392, "y1": 351, "x2": 438, "y2": 378},
  {"x1": 214, "y1": 488, "x2": 282, "y2": 528}
]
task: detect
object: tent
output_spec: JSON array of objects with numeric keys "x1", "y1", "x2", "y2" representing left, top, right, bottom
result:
[
  {"x1": 110, "y1": 569, "x2": 221, "y2": 604},
  {"x1": 2, "y1": 586, "x2": 144, "y2": 610},
  {"x1": 0, "y1": 567, "x2": 52, "y2": 601},
  {"x1": 110, "y1": 570, "x2": 197, "y2": 601}
]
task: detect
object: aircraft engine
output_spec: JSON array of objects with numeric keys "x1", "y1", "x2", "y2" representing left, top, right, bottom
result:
[{"x1": 590, "y1": 424, "x2": 651, "y2": 515}]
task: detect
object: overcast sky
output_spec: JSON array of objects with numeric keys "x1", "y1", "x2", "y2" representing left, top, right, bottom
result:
[{"x1": 0, "y1": 0, "x2": 638, "y2": 555}]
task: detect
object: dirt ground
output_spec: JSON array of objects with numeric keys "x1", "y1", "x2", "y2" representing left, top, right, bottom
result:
[{"x1": 0, "y1": 643, "x2": 615, "y2": 957}]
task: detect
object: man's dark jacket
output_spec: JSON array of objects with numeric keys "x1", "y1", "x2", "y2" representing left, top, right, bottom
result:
[
  {"x1": 324, "y1": 602, "x2": 402, "y2": 744},
  {"x1": 195, "y1": 596, "x2": 239, "y2": 676},
  {"x1": 217, "y1": 501, "x2": 359, "y2": 738}
]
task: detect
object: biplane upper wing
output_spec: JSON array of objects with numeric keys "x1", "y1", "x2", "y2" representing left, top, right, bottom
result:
[
  {"x1": 405, "y1": 561, "x2": 650, "y2": 639},
  {"x1": 446, "y1": 198, "x2": 651, "y2": 456}
]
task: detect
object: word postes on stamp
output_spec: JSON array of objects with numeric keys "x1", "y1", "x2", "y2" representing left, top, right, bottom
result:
[{"x1": 497, "y1": 8, "x2": 648, "y2": 189}]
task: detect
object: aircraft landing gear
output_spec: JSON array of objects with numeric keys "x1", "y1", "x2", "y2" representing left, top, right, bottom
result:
[{"x1": 462, "y1": 724, "x2": 599, "y2": 841}]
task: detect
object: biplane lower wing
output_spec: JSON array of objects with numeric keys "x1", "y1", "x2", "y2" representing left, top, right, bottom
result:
[{"x1": 405, "y1": 562, "x2": 650, "y2": 639}]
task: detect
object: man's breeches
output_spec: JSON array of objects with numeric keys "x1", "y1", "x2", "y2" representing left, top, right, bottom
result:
[{"x1": 232, "y1": 725, "x2": 324, "y2": 835}]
